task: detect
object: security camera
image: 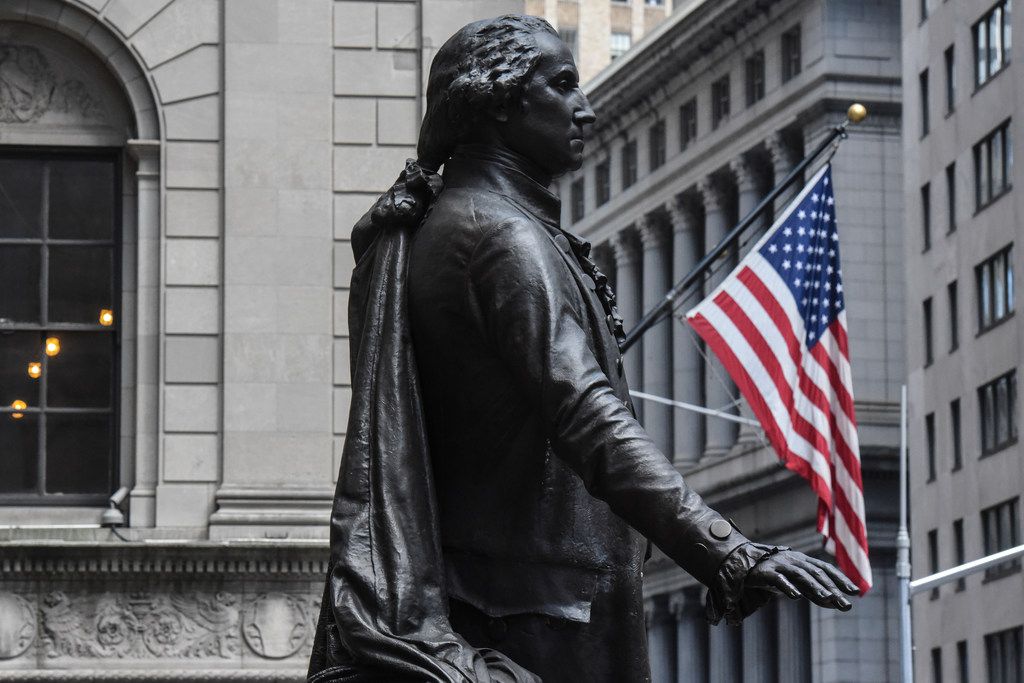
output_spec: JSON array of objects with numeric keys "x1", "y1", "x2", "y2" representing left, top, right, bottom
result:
[{"x1": 101, "y1": 486, "x2": 129, "y2": 528}]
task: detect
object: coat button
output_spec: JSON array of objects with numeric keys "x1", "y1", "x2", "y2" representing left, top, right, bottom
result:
[
  {"x1": 553, "y1": 234, "x2": 572, "y2": 253},
  {"x1": 710, "y1": 519, "x2": 732, "y2": 540}
]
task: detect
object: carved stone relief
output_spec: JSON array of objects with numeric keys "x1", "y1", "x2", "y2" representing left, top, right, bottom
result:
[
  {"x1": 242, "y1": 593, "x2": 318, "y2": 659},
  {"x1": 40, "y1": 591, "x2": 240, "y2": 660},
  {"x1": 0, "y1": 45, "x2": 104, "y2": 124},
  {"x1": 0, "y1": 592, "x2": 35, "y2": 660}
]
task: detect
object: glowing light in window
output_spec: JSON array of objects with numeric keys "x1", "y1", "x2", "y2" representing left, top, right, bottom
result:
[
  {"x1": 27, "y1": 362, "x2": 41, "y2": 379},
  {"x1": 99, "y1": 309, "x2": 114, "y2": 326},
  {"x1": 11, "y1": 399, "x2": 26, "y2": 419},
  {"x1": 45, "y1": 337, "x2": 60, "y2": 357}
]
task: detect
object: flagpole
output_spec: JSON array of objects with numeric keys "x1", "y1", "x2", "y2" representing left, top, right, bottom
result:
[
  {"x1": 897, "y1": 384, "x2": 913, "y2": 683},
  {"x1": 619, "y1": 102, "x2": 869, "y2": 354}
]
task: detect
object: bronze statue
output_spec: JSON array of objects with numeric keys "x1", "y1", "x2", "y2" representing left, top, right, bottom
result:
[{"x1": 307, "y1": 15, "x2": 858, "y2": 683}]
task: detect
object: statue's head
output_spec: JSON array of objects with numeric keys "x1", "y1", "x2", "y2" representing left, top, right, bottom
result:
[{"x1": 417, "y1": 15, "x2": 596, "y2": 178}]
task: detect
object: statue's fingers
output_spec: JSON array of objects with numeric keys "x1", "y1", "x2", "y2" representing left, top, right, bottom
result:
[
  {"x1": 806, "y1": 557, "x2": 860, "y2": 595},
  {"x1": 778, "y1": 566, "x2": 838, "y2": 608},
  {"x1": 765, "y1": 571, "x2": 801, "y2": 599},
  {"x1": 796, "y1": 561, "x2": 852, "y2": 610}
]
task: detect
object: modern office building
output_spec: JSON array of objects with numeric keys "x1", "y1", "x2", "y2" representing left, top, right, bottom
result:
[
  {"x1": 0, "y1": 0, "x2": 514, "y2": 679},
  {"x1": 523, "y1": 0, "x2": 674, "y2": 82},
  {"x1": 559, "y1": 0, "x2": 904, "y2": 679},
  {"x1": 902, "y1": 0, "x2": 1023, "y2": 681}
]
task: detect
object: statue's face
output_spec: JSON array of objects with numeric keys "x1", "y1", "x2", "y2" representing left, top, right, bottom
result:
[{"x1": 500, "y1": 31, "x2": 596, "y2": 178}]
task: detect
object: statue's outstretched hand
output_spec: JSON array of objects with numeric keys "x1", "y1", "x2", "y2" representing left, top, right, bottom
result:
[{"x1": 744, "y1": 550, "x2": 859, "y2": 611}]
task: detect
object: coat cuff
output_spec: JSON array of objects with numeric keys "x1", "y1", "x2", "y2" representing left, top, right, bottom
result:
[{"x1": 705, "y1": 542, "x2": 789, "y2": 625}]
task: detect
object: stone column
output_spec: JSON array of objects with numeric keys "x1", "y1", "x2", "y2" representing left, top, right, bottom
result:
[
  {"x1": 667, "y1": 198, "x2": 703, "y2": 466},
  {"x1": 127, "y1": 139, "x2": 161, "y2": 527},
  {"x1": 611, "y1": 230, "x2": 643, "y2": 418},
  {"x1": 646, "y1": 598, "x2": 676, "y2": 683},
  {"x1": 730, "y1": 157, "x2": 762, "y2": 445},
  {"x1": 708, "y1": 623, "x2": 742, "y2": 683},
  {"x1": 767, "y1": 131, "x2": 800, "y2": 216},
  {"x1": 777, "y1": 598, "x2": 812, "y2": 683},
  {"x1": 742, "y1": 603, "x2": 777, "y2": 683},
  {"x1": 670, "y1": 590, "x2": 708, "y2": 683},
  {"x1": 639, "y1": 215, "x2": 673, "y2": 456},
  {"x1": 697, "y1": 177, "x2": 737, "y2": 457}
]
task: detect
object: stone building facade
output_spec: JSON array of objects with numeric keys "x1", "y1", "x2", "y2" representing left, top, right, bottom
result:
[
  {"x1": 902, "y1": 0, "x2": 1024, "y2": 681},
  {"x1": 0, "y1": 0, "x2": 513, "y2": 680},
  {"x1": 556, "y1": 0, "x2": 905, "y2": 680}
]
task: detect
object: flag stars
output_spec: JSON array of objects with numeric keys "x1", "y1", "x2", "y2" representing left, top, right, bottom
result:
[
  {"x1": 797, "y1": 210, "x2": 807, "y2": 220},
  {"x1": 826, "y1": 196, "x2": 835, "y2": 206},
  {"x1": 768, "y1": 244, "x2": 778, "y2": 253},
  {"x1": 783, "y1": 227, "x2": 793, "y2": 237},
  {"x1": 797, "y1": 226, "x2": 806, "y2": 236},
  {"x1": 793, "y1": 278, "x2": 802, "y2": 287},
  {"x1": 783, "y1": 243, "x2": 792, "y2": 253},
  {"x1": 811, "y1": 193, "x2": 820, "y2": 203},
  {"x1": 782, "y1": 259, "x2": 791, "y2": 269}
]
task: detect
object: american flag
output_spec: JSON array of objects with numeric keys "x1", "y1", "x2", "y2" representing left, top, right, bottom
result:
[{"x1": 685, "y1": 164, "x2": 872, "y2": 594}]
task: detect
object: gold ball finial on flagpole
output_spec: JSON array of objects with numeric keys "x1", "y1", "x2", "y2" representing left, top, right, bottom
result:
[{"x1": 847, "y1": 103, "x2": 868, "y2": 124}]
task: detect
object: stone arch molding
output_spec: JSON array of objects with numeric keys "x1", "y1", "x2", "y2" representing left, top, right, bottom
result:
[{"x1": 0, "y1": 0, "x2": 159, "y2": 144}]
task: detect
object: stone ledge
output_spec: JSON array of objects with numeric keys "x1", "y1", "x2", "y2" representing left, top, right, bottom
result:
[{"x1": 0, "y1": 670, "x2": 304, "y2": 681}]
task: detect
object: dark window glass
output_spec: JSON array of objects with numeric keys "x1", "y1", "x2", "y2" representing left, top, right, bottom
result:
[
  {"x1": 595, "y1": 160, "x2": 611, "y2": 206},
  {"x1": 976, "y1": 245, "x2": 1014, "y2": 332},
  {"x1": 984, "y1": 626, "x2": 1022, "y2": 683},
  {"x1": 649, "y1": 120, "x2": 666, "y2": 171},
  {"x1": 946, "y1": 162, "x2": 957, "y2": 232},
  {"x1": 781, "y1": 25, "x2": 802, "y2": 82},
  {"x1": 974, "y1": 119, "x2": 1012, "y2": 209},
  {"x1": 981, "y1": 498, "x2": 1020, "y2": 579},
  {"x1": 711, "y1": 75, "x2": 730, "y2": 130},
  {"x1": 558, "y1": 27, "x2": 578, "y2": 61},
  {"x1": 927, "y1": 529, "x2": 940, "y2": 599},
  {"x1": 953, "y1": 518, "x2": 965, "y2": 590},
  {"x1": 570, "y1": 178, "x2": 585, "y2": 223},
  {"x1": 923, "y1": 297, "x2": 933, "y2": 366},
  {"x1": 957, "y1": 640, "x2": 969, "y2": 683},
  {"x1": 926, "y1": 411, "x2": 936, "y2": 480},
  {"x1": 0, "y1": 151, "x2": 118, "y2": 503},
  {"x1": 932, "y1": 647, "x2": 943, "y2": 683},
  {"x1": 745, "y1": 50, "x2": 765, "y2": 105},
  {"x1": 922, "y1": 183, "x2": 932, "y2": 250},
  {"x1": 951, "y1": 398, "x2": 963, "y2": 471},
  {"x1": 622, "y1": 139, "x2": 638, "y2": 189},
  {"x1": 920, "y1": 69, "x2": 930, "y2": 136},
  {"x1": 922, "y1": 0, "x2": 929, "y2": 21},
  {"x1": 0, "y1": 245, "x2": 41, "y2": 323},
  {"x1": 610, "y1": 31, "x2": 631, "y2": 60},
  {"x1": 948, "y1": 280, "x2": 959, "y2": 351},
  {"x1": 0, "y1": 158, "x2": 43, "y2": 238},
  {"x1": 978, "y1": 370, "x2": 1017, "y2": 454},
  {"x1": 680, "y1": 98, "x2": 697, "y2": 150},
  {"x1": 974, "y1": 0, "x2": 1012, "y2": 87},
  {"x1": 945, "y1": 45, "x2": 956, "y2": 113}
]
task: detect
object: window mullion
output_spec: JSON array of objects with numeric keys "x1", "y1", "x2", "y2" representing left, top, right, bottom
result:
[{"x1": 38, "y1": 161, "x2": 50, "y2": 497}]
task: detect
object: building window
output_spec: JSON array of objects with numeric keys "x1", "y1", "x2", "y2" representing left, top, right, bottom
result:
[
  {"x1": 781, "y1": 25, "x2": 802, "y2": 83},
  {"x1": 622, "y1": 139, "x2": 638, "y2": 189},
  {"x1": 986, "y1": 626, "x2": 1023, "y2": 682},
  {"x1": 925, "y1": 411, "x2": 936, "y2": 480},
  {"x1": 921, "y1": 182, "x2": 931, "y2": 250},
  {"x1": 610, "y1": 31, "x2": 632, "y2": 60},
  {"x1": 953, "y1": 517, "x2": 965, "y2": 590},
  {"x1": 976, "y1": 245, "x2": 1014, "y2": 332},
  {"x1": 978, "y1": 370, "x2": 1017, "y2": 455},
  {"x1": 944, "y1": 45, "x2": 956, "y2": 113},
  {"x1": 679, "y1": 98, "x2": 697, "y2": 150},
  {"x1": 920, "y1": 69, "x2": 930, "y2": 136},
  {"x1": 921, "y1": 0, "x2": 929, "y2": 22},
  {"x1": 957, "y1": 640, "x2": 969, "y2": 683},
  {"x1": 923, "y1": 297, "x2": 934, "y2": 366},
  {"x1": 558, "y1": 27, "x2": 579, "y2": 61},
  {"x1": 745, "y1": 50, "x2": 765, "y2": 106},
  {"x1": 595, "y1": 160, "x2": 611, "y2": 206},
  {"x1": 711, "y1": 75, "x2": 730, "y2": 130},
  {"x1": 645, "y1": 0, "x2": 665, "y2": 5},
  {"x1": 951, "y1": 398, "x2": 963, "y2": 470},
  {"x1": 974, "y1": 119, "x2": 1012, "y2": 209},
  {"x1": 982, "y1": 498, "x2": 1020, "y2": 579},
  {"x1": 931, "y1": 647, "x2": 943, "y2": 683},
  {"x1": 0, "y1": 151, "x2": 119, "y2": 503},
  {"x1": 649, "y1": 119, "x2": 666, "y2": 171},
  {"x1": 974, "y1": 0, "x2": 1012, "y2": 87},
  {"x1": 948, "y1": 280, "x2": 959, "y2": 351},
  {"x1": 946, "y1": 162, "x2": 957, "y2": 232},
  {"x1": 927, "y1": 529, "x2": 940, "y2": 599},
  {"x1": 570, "y1": 178, "x2": 585, "y2": 223}
]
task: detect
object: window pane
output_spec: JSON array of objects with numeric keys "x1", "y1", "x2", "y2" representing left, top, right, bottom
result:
[
  {"x1": 980, "y1": 142, "x2": 991, "y2": 204},
  {"x1": 0, "y1": 158, "x2": 43, "y2": 238},
  {"x1": 996, "y1": 377, "x2": 1009, "y2": 444},
  {"x1": 0, "y1": 332, "x2": 42, "y2": 408},
  {"x1": 990, "y1": 9, "x2": 1003, "y2": 73},
  {"x1": 1004, "y1": 0, "x2": 1013, "y2": 63},
  {"x1": 992, "y1": 129, "x2": 1004, "y2": 192},
  {"x1": 0, "y1": 246, "x2": 41, "y2": 323},
  {"x1": 983, "y1": 385, "x2": 996, "y2": 450},
  {"x1": 994, "y1": 252, "x2": 1007, "y2": 319},
  {"x1": 1010, "y1": 373, "x2": 1018, "y2": 440},
  {"x1": 0, "y1": 412, "x2": 39, "y2": 493},
  {"x1": 48, "y1": 159, "x2": 115, "y2": 240},
  {"x1": 45, "y1": 412, "x2": 110, "y2": 495},
  {"x1": 48, "y1": 246, "x2": 113, "y2": 324},
  {"x1": 977, "y1": 22, "x2": 988, "y2": 83},
  {"x1": 980, "y1": 263, "x2": 992, "y2": 327},
  {"x1": 47, "y1": 332, "x2": 114, "y2": 408}
]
